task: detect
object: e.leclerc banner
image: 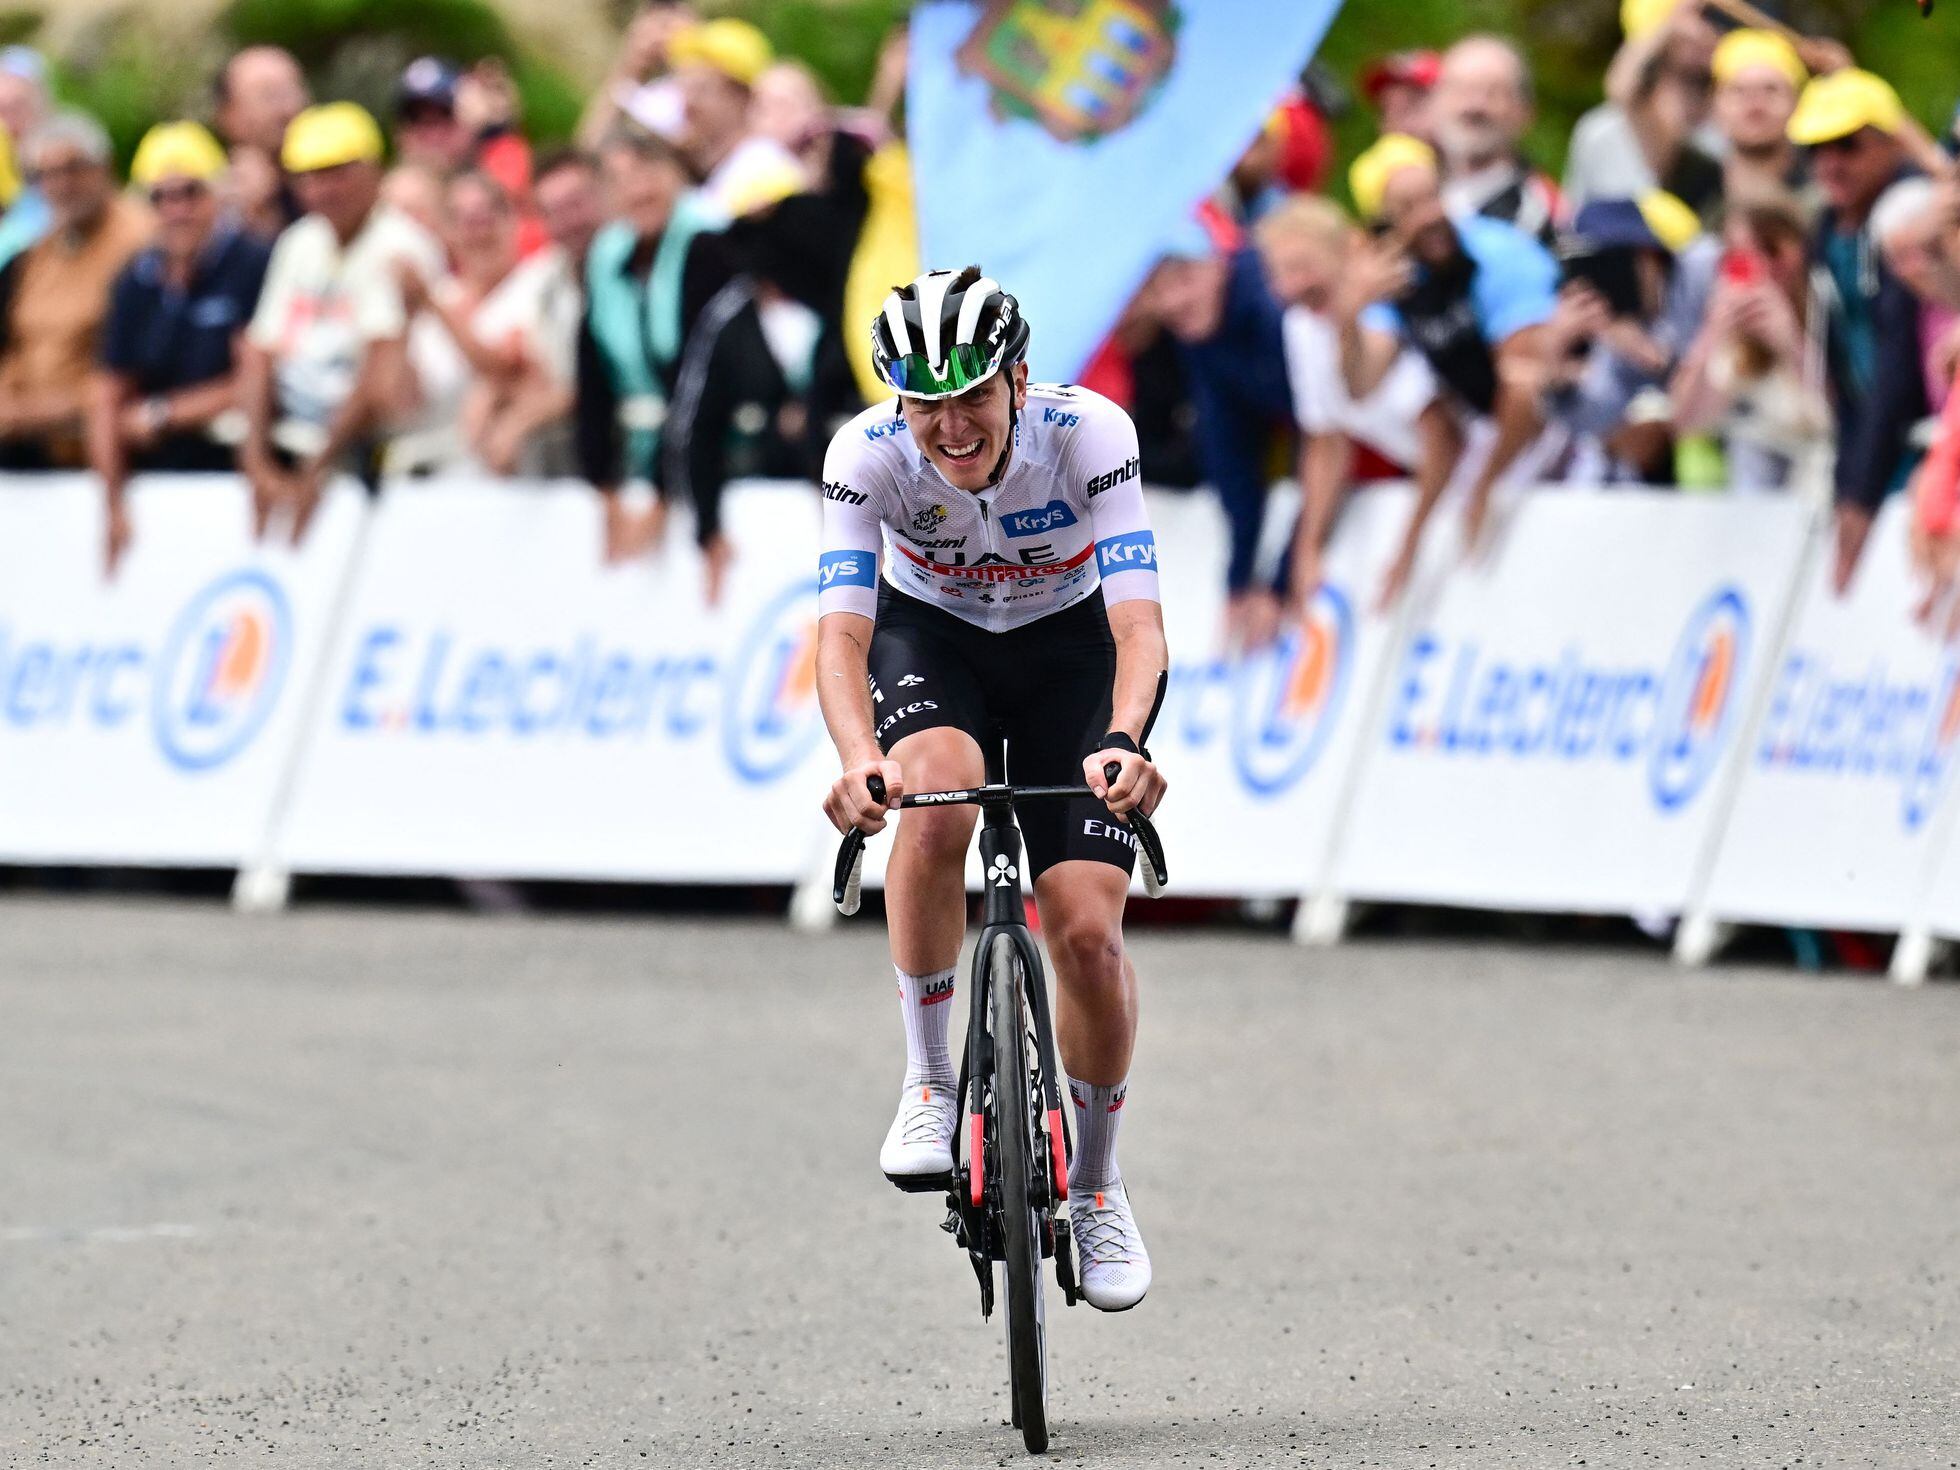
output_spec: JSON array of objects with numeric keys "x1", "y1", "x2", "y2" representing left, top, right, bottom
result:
[{"x1": 907, "y1": 0, "x2": 1345, "y2": 379}]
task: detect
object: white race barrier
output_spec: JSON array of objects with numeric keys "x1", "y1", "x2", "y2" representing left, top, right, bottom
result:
[
  {"x1": 0, "y1": 474, "x2": 364, "y2": 867},
  {"x1": 1694, "y1": 497, "x2": 1960, "y2": 932},
  {"x1": 268, "y1": 479, "x2": 836, "y2": 882},
  {"x1": 5, "y1": 471, "x2": 1958, "y2": 971},
  {"x1": 1328, "y1": 490, "x2": 1812, "y2": 915}
]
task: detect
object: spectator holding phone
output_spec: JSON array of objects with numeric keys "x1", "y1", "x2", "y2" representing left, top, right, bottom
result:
[
  {"x1": 1790, "y1": 68, "x2": 1925, "y2": 590},
  {"x1": 1671, "y1": 190, "x2": 1831, "y2": 493},
  {"x1": 1542, "y1": 190, "x2": 1714, "y2": 483},
  {"x1": 1337, "y1": 133, "x2": 1560, "y2": 555}
]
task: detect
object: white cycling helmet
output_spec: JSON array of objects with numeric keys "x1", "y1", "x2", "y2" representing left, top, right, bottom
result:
[{"x1": 870, "y1": 266, "x2": 1031, "y2": 401}]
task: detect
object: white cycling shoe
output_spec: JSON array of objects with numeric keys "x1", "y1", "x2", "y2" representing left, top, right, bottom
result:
[
  {"x1": 1070, "y1": 1178, "x2": 1151, "y2": 1312},
  {"x1": 880, "y1": 1081, "x2": 958, "y2": 1188}
]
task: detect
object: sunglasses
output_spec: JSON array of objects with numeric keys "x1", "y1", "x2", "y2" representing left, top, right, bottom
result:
[
  {"x1": 881, "y1": 342, "x2": 1002, "y2": 398},
  {"x1": 148, "y1": 181, "x2": 210, "y2": 207},
  {"x1": 24, "y1": 157, "x2": 99, "y2": 185}
]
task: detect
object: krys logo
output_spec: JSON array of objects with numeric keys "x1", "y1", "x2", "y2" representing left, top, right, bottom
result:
[
  {"x1": 1758, "y1": 652, "x2": 1960, "y2": 831},
  {"x1": 336, "y1": 580, "x2": 824, "y2": 785},
  {"x1": 154, "y1": 570, "x2": 293, "y2": 770},
  {"x1": 1156, "y1": 585, "x2": 1354, "y2": 798},
  {"x1": 1386, "y1": 587, "x2": 1750, "y2": 812}
]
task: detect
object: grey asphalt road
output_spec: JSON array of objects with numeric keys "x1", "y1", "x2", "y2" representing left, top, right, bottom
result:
[{"x1": 1, "y1": 896, "x2": 1956, "y2": 1468}]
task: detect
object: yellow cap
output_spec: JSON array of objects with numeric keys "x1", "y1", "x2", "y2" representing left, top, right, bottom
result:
[
  {"x1": 281, "y1": 102, "x2": 385, "y2": 174},
  {"x1": 130, "y1": 121, "x2": 228, "y2": 188},
  {"x1": 1635, "y1": 189, "x2": 1701, "y2": 253},
  {"x1": 0, "y1": 126, "x2": 16, "y2": 208},
  {"x1": 1621, "y1": 0, "x2": 1679, "y2": 40},
  {"x1": 1711, "y1": 29, "x2": 1807, "y2": 91},
  {"x1": 1788, "y1": 68, "x2": 1906, "y2": 146},
  {"x1": 669, "y1": 18, "x2": 774, "y2": 88},
  {"x1": 1348, "y1": 132, "x2": 1437, "y2": 222}
]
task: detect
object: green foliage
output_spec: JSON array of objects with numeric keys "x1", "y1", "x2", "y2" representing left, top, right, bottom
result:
[{"x1": 733, "y1": 0, "x2": 908, "y2": 106}]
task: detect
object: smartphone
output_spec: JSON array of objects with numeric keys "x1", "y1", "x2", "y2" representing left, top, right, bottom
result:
[{"x1": 1556, "y1": 241, "x2": 1644, "y2": 319}]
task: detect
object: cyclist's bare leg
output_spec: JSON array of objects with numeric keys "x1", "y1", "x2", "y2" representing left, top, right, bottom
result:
[
  {"x1": 885, "y1": 726, "x2": 986, "y2": 974},
  {"x1": 1033, "y1": 860, "x2": 1136, "y2": 1085}
]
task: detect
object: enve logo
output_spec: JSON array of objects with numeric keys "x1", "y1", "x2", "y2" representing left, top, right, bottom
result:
[
  {"x1": 152, "y1": 569, "x2": 292, "y2": 771},
  {"x1": 1649, "y1": 587, "x2": 1748, "y2": 811},
  {"x1": 1231, "y1": 587, "x2": 1352, "y2": 795},
  {"x1": 724, "y1": 580, "x2": 823, "y2": 783},
  {"x1": 1901, "y1": 661, "x2": 1960, "y2": 830}
]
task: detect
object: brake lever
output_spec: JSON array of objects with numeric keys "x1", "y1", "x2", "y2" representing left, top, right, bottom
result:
[
  {"x1": 832, "y1": 772, "x2": 893, "y2": 915},
  {"x1": 1102, "y1": 760, "x2": 1168, "y2": 895}
]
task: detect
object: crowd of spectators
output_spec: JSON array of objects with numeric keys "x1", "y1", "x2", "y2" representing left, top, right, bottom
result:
[{"x1": 2, "y1": 0, "x2": 1960, "y2": 632}]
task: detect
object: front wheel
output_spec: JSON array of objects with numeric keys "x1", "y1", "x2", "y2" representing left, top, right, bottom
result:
[{"x1": 989, "y1": 932, "x2": 1048, "y2": 1453}]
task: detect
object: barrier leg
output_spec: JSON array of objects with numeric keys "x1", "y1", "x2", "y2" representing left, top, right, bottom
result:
[
  {"x1": 1672, "y1": 913, "x2": 1734, "y2": 968},
  {"x1": 789, "y1": 820, "x2": 841, "y2": 933},
  {"x1": 1291, "y1": 891, "x2": 1349, "y2": 946},
  {"x1": 231, "y1": 486, "x2": 374, "y2": 914},
  {"x1": 1888, "y1": 929, "x2": 1940, "y2": 986}
]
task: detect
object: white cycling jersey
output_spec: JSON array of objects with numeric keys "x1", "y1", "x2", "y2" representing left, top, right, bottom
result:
[{"x1": 817, "y1": 384, "x2": 1160, "y2": 633}]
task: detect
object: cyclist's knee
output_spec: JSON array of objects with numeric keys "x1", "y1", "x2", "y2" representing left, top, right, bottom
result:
[
  {"x1": 1046, "y1": 907, "x2": 1125, "y2": 989},
  {"x1": 896, "y1": 805, "x2": 977, "y2": 867}
]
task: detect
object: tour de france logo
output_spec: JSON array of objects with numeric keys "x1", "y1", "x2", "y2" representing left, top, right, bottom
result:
[
  {"x1": 956, "y1": 0, "x2": 1180, "y2": 143},
  {"x1": 152, "y1": 569, "x2": 292, "y2": 772}
]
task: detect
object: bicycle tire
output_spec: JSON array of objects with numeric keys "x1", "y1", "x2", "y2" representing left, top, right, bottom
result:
[{"x1": 989, "y1": 931, "x2": 1048, "y2": 1453}]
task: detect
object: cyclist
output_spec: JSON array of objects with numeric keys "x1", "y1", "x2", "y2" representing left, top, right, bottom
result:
[{"x1": 816, "y1": 267, "x2": 1168, "y2": 1312}]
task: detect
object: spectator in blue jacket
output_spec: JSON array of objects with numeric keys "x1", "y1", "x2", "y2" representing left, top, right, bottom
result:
[
  {"x1": 1789, "y1": 69, "x2": 1925, "y2": 591},
  {"x1": 1144, "y1": 215, "x2": 1294, "y2": 646}
]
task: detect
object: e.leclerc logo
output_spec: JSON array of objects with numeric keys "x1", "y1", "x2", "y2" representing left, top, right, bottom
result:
[
  {"x1": 152, "y1": 570, "x2": 293, "y2": 770},
  {"x1": 1231, "y1": 586, "x2": 1353, "y2": 795},
  {"x1": 0, "y1": 567, "x2": 290, "y2": 772},
  {"x1": 1386, "y1": 586, "x2": 1749, "y2": 812},
  {"x1": 336, "y1": 579, "x2": 824, "y2": 784},
  {"x1": 1757, "y1": 651, "x2": 1960, "y2": 831}
]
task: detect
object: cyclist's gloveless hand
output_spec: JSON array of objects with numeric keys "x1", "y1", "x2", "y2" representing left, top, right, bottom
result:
[
  {"x1": 1087, "y1": 748, "x2": 1165, "y2": 818},
  {"x1": 825, "y1": 758, "x2": 904, "y2": 834}
]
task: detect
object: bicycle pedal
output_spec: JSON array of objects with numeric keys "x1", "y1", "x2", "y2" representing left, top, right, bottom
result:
[{"x1": 884, "y1": 1169, "x2": 954, "y2": 1194}]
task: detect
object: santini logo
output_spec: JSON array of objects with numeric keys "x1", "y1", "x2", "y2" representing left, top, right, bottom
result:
[
  {"x1": 822, "y1": 481, "x2": 866, "y2": 505},
  {"x1": 1086, "y1": 456, "x2": 1140, "y2": 498}
]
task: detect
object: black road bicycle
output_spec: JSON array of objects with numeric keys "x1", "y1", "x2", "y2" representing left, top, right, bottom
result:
[{"x1": 831, "y1": 739, "x2": 1168, "y2": 1455}]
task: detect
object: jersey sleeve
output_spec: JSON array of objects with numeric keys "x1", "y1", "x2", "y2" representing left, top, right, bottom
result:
[
  {"x1": 1076, "y1": 396, "x2": 1159, "y2": 608},
  {"x1": 817, "y1": 427, "x2": 883, "y2": 620}
]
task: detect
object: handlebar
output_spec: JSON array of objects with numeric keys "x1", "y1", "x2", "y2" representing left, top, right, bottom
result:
[{"x1": 832, "y1": 767, "x2": 1169, "y2": 915}]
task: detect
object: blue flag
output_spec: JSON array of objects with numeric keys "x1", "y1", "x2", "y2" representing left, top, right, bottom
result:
[{"x1": 907, "y1": 0, "x2": 1345, "y2": 380}]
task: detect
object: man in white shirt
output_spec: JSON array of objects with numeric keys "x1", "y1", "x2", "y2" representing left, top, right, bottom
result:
[
  {"x1": 1254, "y1": 194, "x2": 1452, "y2": 611},
  {"x1": 239, "y1": 102, "x2": 444, "y2": 538}
]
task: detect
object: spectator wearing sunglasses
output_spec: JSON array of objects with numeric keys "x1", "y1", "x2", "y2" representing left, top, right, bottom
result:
[
  {"x1": 88, "y1": 123, "x2": 271, "y2": 571},
  {"x1": 1790, "y1": 68, "x2": 1923, "y2": 590},
  {"x1": 0, "y1": 111, "x2": 151, "y2": 471}
]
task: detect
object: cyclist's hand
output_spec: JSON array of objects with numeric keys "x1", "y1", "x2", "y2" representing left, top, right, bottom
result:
[
  {"x1": 1088, "y1": 748, "x2": 1165, "y2": 818},
  {"x1": 825, "y1": 758, "x2": 903, "y2": 834}
]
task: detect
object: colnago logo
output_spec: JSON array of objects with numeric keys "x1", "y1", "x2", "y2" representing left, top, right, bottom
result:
[
  {"x1": 1155, "y1": 585, "x2": 1354, "y2": 798},
  {"x1": 1086, "y1": 456, "x2": 1140, "y2": 498},
  {"x1": 0, "y1": 567, "x2": 292, "y2": 773},
  {"x1": 822, "y1": 481, "x2": 866, "y2": 505},
  {"x1": 1041, "y1": 407, "x2": 1080, "y2": 428},
  {"x1": 1385, "y1": 587, "x2": 1751, "y2": 812},
  {"x1": 1756, "y1": 651, "x2": 1960, "y2": 831},
  {"x1": 999, "y1": 500, "x2": 1079, "y2": 537},
  {"x1": 1096, "y1": 532, "x2": 1157, "y2": 574},
  {"x1": 335, "y1": 580, "x2": 827, "y2": 785}
]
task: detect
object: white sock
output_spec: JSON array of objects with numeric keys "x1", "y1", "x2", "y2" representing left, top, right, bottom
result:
[
  {"x1": 896, "y1": 966, "x2": 957, "y2": 1088},
  {"x1": 1067, "y1": 1076, "x2": 1127, "y2": 1191}
]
